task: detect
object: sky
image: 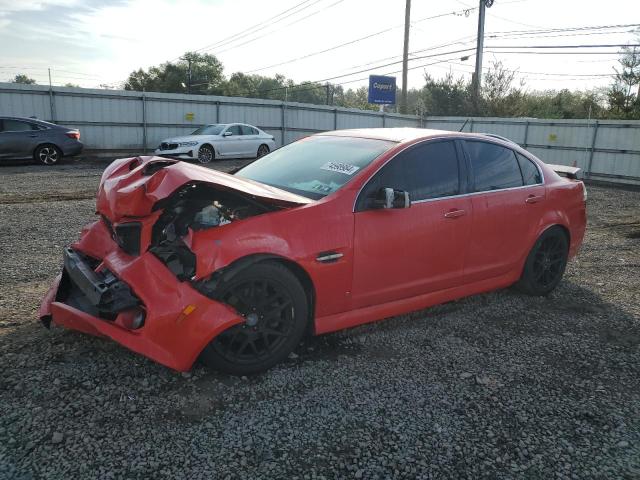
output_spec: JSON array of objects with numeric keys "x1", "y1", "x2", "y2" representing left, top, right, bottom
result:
[{"x1": 0, "y1": 0, "x2": 638, "y2": 95}]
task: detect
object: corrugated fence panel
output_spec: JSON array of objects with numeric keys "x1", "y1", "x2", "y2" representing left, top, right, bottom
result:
[
  {"x1": 385, "y1": 114, "x2": 421, "y2": 127},
  {"x1": 286, "y1": 106, "x2": 335, "y2": 132},
  {"x1": 337, "y1": 112, "x2": 382, "y2": 129},
  {"x1": 0, "y1": 89, "x2": 50, "y2": 119}
]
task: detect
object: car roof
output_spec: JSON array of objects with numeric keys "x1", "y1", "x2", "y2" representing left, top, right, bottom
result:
[
  {"x1": 316, "y1": 128, "x2": 458, "y2": 143},
  {"x1": 315, "y1": 128, "x2": 523, "y2": 146}
]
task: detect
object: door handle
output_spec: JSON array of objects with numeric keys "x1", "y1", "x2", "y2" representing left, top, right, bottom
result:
[
  {"x1": 28, "y1": 134, "x2": 38, "y2": 138},
  {"x1": 444, "y1": 209, "x2": 466, "y2": 219},
  {"x1": 525, "y1": 195, "x2": 544, "y2": 204}
]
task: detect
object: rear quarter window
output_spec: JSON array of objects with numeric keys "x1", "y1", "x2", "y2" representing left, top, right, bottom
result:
[{"x1": 516, "y1": 152, "x2": 542, "y2": 185}]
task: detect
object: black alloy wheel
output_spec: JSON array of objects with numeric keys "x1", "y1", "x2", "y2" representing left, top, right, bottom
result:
[
  {"x1": 517, "y1": 227, "x2": 569, "y2": 296},
  {"x1": 257, "y1": 144, "x2": 269, "y2": 158},
  {"x1": 200, "y1": 262, "x2": 308, "y2": 375}
]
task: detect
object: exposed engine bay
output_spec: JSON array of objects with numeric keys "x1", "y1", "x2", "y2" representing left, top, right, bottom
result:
[{"x1": 148, "y1": 182, "x2": 277, "y2": 280}]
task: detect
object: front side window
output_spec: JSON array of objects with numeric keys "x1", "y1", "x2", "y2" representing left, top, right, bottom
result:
[
  {"x1": 192, "y1": 124, "x2": 225, "y2": 135},
  {"x1": 357, "y1": 140, "x2": 460, "y2": 210},
  {"x1": 466, "y1": 141, "x2": 523, "y2": 192},
  {"x1": 236, "y1": 135, "x2": 394, "y2": 199},
  {"x1": 227, "y1": 125, "x2": 242, "y2": 136},
  {"x1": 516, "y1": 152, "x2": 542, "y2": 185}
]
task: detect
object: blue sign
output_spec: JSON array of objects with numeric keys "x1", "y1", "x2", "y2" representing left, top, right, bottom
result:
[{"x1": 368, "y1": 75, "x2": 396, "y2": 105}]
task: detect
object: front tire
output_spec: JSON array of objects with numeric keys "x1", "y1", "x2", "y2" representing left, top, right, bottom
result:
[
  {"x1": 197, "y1": 144, "x2": 214, "y2": 164},
  {"x1": 35, "y1": 144, "x2": 62, "y2": 165},
  {"x1": 200, "y1": 262, "x2": 309, "y2": 375},
  {"x1": 516, "y1": 226, "x2": 569, "y2": 296}
]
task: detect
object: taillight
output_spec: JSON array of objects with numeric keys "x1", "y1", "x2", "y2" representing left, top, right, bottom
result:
[
  {"x1": 65, "y1": 131, "x2": 80, "y2": 140},
  {"x1": 582, "y1": 183, "x2": 588, "y2": 202}
]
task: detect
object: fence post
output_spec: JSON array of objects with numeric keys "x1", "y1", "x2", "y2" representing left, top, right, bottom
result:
[
  {"x1": 382, "y1": 113, "x2": 386, "y2": 128},
  {"x1": 281, "y1": 102, "x2": 287, "y2": 146},
  {"x1": 334, "y1": 108, "x2": 338, "y2": 130},
  {"x1": 469, "y1": 119, "x2": 474, "y2": 133},
  {"x1": 216, "y1": 101, "x2": 220, "y2": 123},
  {"x1": 48, "y1": 88, "x2": 56, "y2": 124},
  {"x1": 141, "y1": 92, "x2": 147, "y2": 153},
  {"x1": 523, "y1": 120, "x2": 530, "y2": 148},
  {"x1": 587, "y1": 120, "x2": 599, "y2": 178}
]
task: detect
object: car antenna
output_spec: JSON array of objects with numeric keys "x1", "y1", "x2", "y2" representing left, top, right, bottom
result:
[{"x1": 458, "y1": 118, "x2": 470, "y2": 132}]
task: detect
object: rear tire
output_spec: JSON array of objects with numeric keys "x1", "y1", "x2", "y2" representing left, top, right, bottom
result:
[
  {"x1": 199, "y1": 262, "x2": 308, "y2": 375},
  {"x1": 257, "y1": 144, "x2": 270, "y2": 158},
  {"x1": 516, "y1": 226, "x2": 569, "y2": 296},
  {"x1": 197, "y1": 145, "x2": 214, "y2": 164},
  {"x1": 35, "y1": 144, "x2": 62, "y2": 165}
]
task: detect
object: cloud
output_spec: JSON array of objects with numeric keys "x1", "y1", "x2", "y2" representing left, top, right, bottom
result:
[{"x1": 0, "y1": 0, "x2": 79, "y2": 12}]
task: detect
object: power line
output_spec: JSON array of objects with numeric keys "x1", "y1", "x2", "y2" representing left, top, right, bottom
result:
[
  {"x1": 485, "y1": 43, "x2": 640, "y2": 49},
  {"x1": 187, "y1": 0, "x2": 319, "y2": 57},
  {"x1": 244, "y1": 5, "x2": 479, "y2": 74},
  {"x1": 213, "y1": 0, "x2": 346, "y2": 56}
]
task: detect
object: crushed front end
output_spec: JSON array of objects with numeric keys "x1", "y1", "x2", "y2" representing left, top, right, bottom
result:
[{"x1": 39, "y1": 156, "x2": 307, "y2": 371}]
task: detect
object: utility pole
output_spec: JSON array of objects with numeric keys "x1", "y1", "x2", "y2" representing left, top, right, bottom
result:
[
  {"x1": 325, "y1": 83, "x2": 331, "y2": 105},
  {"x1": 473, "y1": 0, "x2": 494, "y2": 105},
  {"x1": 400, "y1": 0, "x2": 411, "y2": 114}
]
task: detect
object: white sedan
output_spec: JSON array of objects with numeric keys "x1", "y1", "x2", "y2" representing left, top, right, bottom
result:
[{"x1": 154, "y1": 123, "x2": 276, "y2": 163}]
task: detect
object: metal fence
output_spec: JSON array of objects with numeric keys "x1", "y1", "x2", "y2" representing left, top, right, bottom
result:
[
  {"x1": 2, "y1": 83, "x2": 639, "y2": 184},
  {"x1": 0, "y1": 82, "x2": 419, "y2": 152},
  {"x1": 423, "y1": 116, "x2": 640, "y2": 185}
]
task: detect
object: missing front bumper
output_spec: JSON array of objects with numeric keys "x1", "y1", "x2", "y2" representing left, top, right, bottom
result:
[{"x1": 59, "y1": 247, "x2": 140, "y2": 319}]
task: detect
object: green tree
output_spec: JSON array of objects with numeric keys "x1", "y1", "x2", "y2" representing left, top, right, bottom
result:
[
  {"x1": 334, "y1": 86, "x2": 378, "y2": 111},
  {"x1": 419, "y1": 73, "x2": 473, "y2": 116},
  {"x1": 607, "y1": 44, "x2": 640, "y2": 118},
  {"x1": 124, "y1": 52, "x2": 225, "y2": 95},
  {"x1": 10, "y1": 74, "x2": 36, "y2": 84}
]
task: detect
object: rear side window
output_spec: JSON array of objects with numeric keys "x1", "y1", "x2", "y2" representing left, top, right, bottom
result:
[
  {"x1": 358, "y1": 140, "x2": 460, "y2": 209},
  {"x1": 466, "y1": 141, "x2": 523, "y2": 192},
  {"x1": 241, "y1": 125, "x2": 258, "y2": 135},
  {"x1": 227, "y1": 125, "x2": 242, "y2": 135},
  {"x1": 2, "y1": 120, "x2": 34, "y2": 132},
  {"x1": 516, "y1": 153, "x2": 542, "y2": 185}
]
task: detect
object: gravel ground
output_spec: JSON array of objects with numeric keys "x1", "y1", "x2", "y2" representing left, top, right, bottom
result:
[{"x1": 0, "y1": 159, "x2": 639, "y2": 480}]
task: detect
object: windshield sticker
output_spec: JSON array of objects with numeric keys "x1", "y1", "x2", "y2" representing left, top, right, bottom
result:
[{"x1": 321, "y1": 162, "x2": 360, "y2": 176}]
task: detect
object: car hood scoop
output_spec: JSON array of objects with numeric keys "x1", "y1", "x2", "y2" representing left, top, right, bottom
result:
[{"x1": 97, "y1": 156, "x2": 311, "y2": 222}]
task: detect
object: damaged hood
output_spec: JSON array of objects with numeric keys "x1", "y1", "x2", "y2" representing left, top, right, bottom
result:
[{"x1": 98, "y1": 156, "x2": 312, "y2": 222}]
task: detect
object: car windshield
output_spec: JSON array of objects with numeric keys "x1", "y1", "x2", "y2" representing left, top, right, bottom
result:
[
  {"x1": 192, "y1": 124, "x2": 225, "y2": 135},
  {"x1": 235, "y1": 135, "x2": 394, "y2": 199}
]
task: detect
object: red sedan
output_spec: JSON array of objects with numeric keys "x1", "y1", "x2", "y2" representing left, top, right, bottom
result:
[{"x1": 40, "y1": 128, "x2": 587, "y2": 374}]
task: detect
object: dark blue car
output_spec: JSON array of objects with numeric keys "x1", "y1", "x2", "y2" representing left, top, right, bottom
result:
[{"x1": 0, "y1": 116, "x2": 83, "y2": 165}]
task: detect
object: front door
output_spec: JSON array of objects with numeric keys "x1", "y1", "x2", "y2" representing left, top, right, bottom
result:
[
  {"x1": 218, "y1": 124, "x2": 244, "y2": 157},
  {"x1": 0, "y1": 119, "x2": 39, "y2": 159},
  {"x1": 351, "y1": 140, "x2": 472, "y2": 309}
]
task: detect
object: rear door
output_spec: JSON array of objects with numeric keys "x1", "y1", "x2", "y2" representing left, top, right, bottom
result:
[
  {"x1": 240, "y1": 125, "x2": 259, "y2": 157},
  {"x1": 218, "y1": 124, "x2": 244, "y2": 157},
  {"x1": 351, "y1": 139, "x2": 472, "y2": 308},
  {"x1": 462, "y1": 140, "x2": 545, "y2": 282},
  {"x1": 0, "y1": 119, "x2": 40, "y2": 159}
]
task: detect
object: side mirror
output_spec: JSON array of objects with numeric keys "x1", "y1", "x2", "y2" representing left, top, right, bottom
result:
[
  {"x1": 372, "y1": 187, "x2": 411, "y2": 209},
  {"x1": 223, "y1": 131, "x2": 232, "y2": 137}
]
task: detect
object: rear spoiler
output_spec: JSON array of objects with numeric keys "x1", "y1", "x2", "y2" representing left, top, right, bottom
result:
[{"x1": 547, "y1": 164, "x2": 582, "y2": 180}]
